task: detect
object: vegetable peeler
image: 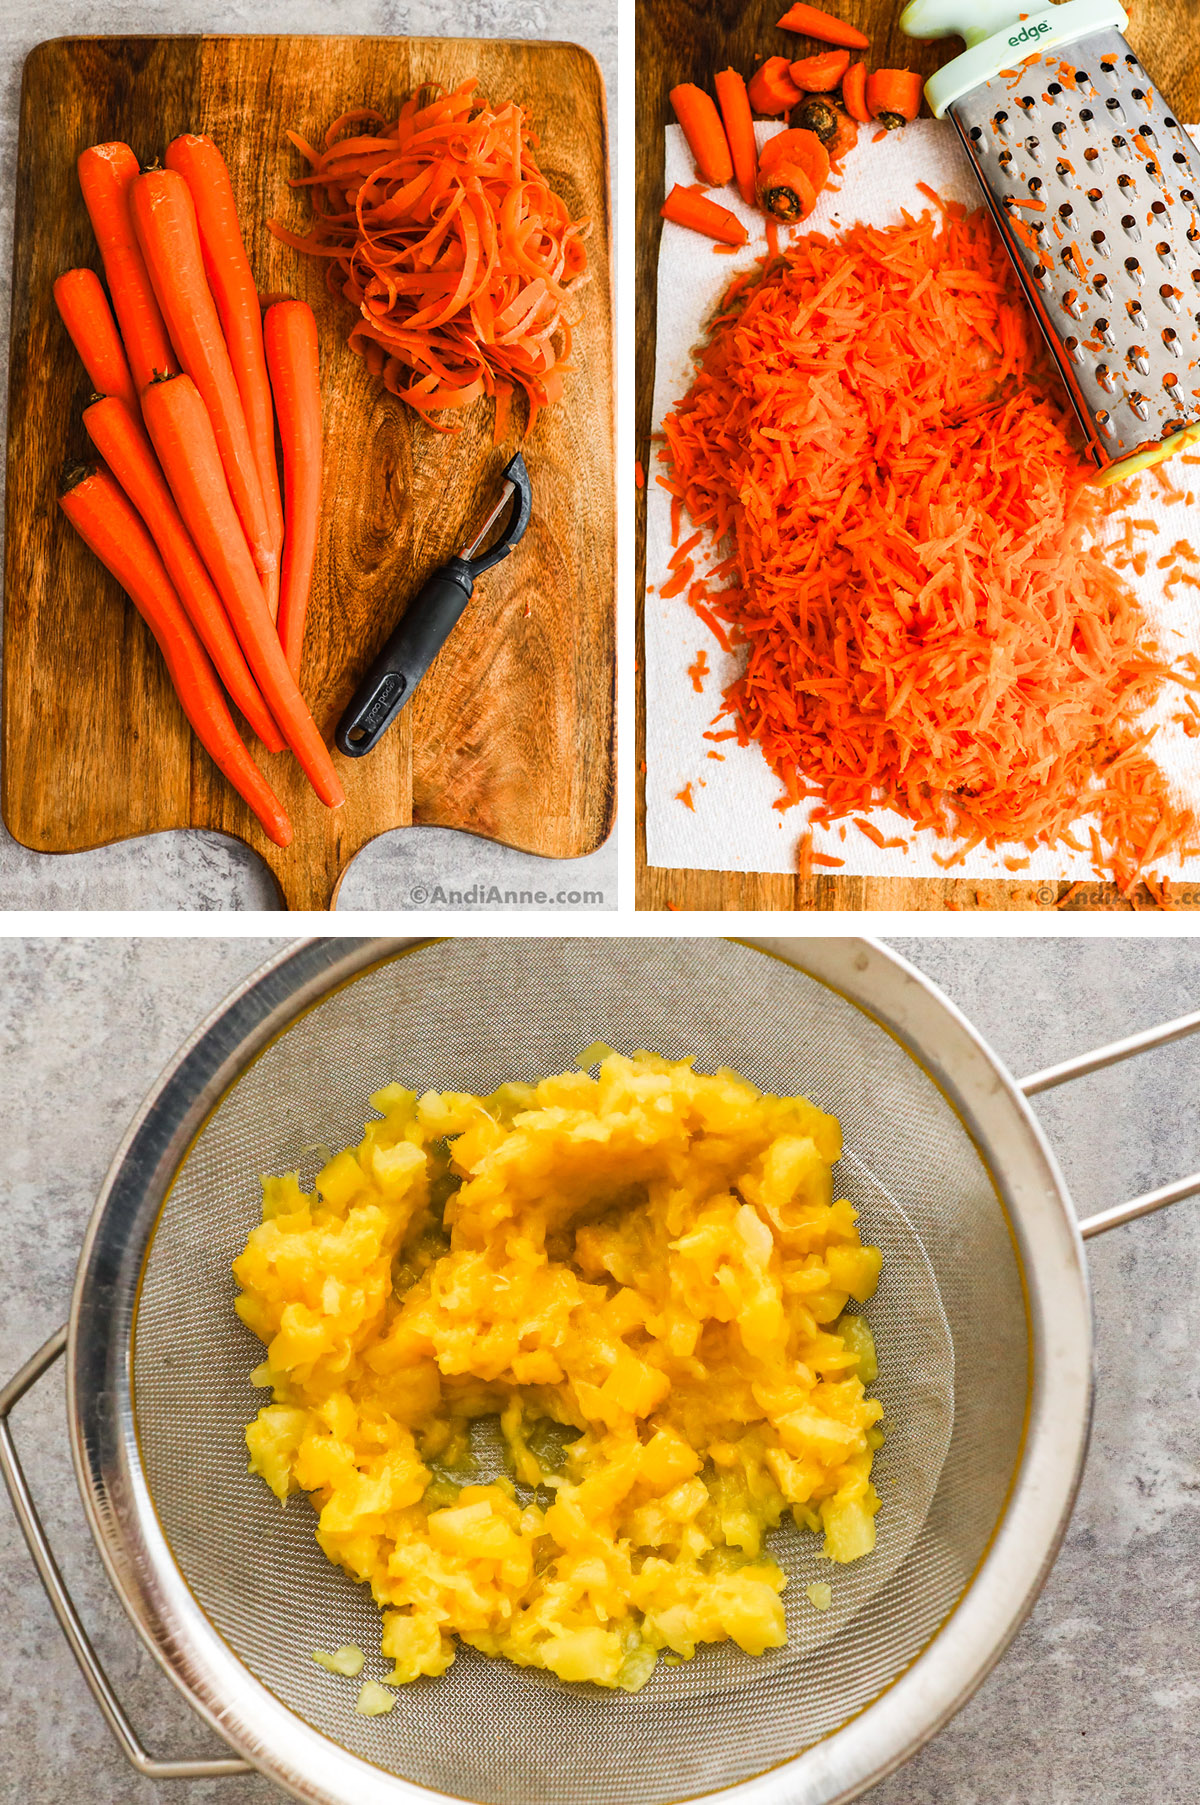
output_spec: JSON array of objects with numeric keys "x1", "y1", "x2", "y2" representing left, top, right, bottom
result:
[
  {"x1": 335, "y1": 451, "x2": 533, "y2": 757},
  {"x1": 900, "y1": 0, "x2": 1200, "y2": 483}
]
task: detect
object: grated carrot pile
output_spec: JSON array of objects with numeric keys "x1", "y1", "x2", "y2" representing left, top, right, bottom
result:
[
  {"x1": 659, "y1": 200, "x2": 1200, "y2": 891},
  {"x1": 271, "y1": 81, "x2": 590, "y2": 436}
]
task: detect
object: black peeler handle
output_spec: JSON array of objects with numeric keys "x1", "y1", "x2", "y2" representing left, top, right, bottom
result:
[
  {"x1": 335, "y1": 559, "x2": 475, "y2": 757},
  {"x1": 335, "y1": 451, "x2": 533, "y2": 760}
]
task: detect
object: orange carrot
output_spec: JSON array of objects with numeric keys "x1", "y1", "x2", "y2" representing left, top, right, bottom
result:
[
  {"x1": 129, "y1": 169, "x2": 275, "y2": 584},
  {"x1": 53, "y1": 269, "x2": 139, "y2": 412},
  {"x1": 715, "y1": 69, "x2": 758, "y2": 207},
  {"x1": 82, "y1": 396, "x2": 284, "y2": 755},
  {"x1": 841, "y1": 60, "x2": 870, "y2": 123},
  {"x1": 657, "y1": 203, "x2": 1200, "y2": 890},
  {"x1": 270, "y1": 80, "x2": 588, "y2": 438},
  {"x1": 776, "y1": 4, "x2": 869, "y2": 48},
  {"x1": 789, "y1": 50, "x2": 851, "y2": 92},
  {"x1": 59, "y1": 466, "x2": 292, "y2": 848},
  {"x1": 669, "y1": 84, "x2": 733, "y2": 187},
  {"x1": 866, "y1": 69, "x2": 924, "y2": 127},
  {"x1": 757, "y1": 128, "x2": 829, "y2": 219},
  {"x1": 749, "y1": 58, "x2": 803, "y2": 116},
  {"x1": 826, "y1": 110, "x2": 860, "y2": 167},
  {"x1": 264, "y1": 302, "x2": 323, "y2": 679},
  {"x1": 141, "y1": 374, "x2": 344, "y2": 809},
  {"x1": 76, "y1": 143, "x2": 179, "y2": 394},
  {"x1": 661, "y1": 184, "x2": 748, "y2": 246},
  {"x1": 165, "y1": 133, "x2": 285, "y2": 607}
]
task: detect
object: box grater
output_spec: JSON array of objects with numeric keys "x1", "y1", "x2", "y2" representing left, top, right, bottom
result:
[{"x1": 900, "y1": 0, "x2": 1200, "y2": 483}]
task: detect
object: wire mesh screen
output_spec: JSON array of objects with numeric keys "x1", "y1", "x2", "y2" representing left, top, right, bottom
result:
[{"x1": 131, "y1": 939, "x2": 1028, "y2": 1805}]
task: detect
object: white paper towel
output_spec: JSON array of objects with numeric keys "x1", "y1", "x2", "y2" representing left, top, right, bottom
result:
[{"x1": 646, "y1": 119, "x2": 1200, "y2": 884}]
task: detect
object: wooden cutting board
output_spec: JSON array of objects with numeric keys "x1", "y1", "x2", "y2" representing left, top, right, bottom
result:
[{"x1": 5, "y1": 34, "x2": 613, "y2": 910}]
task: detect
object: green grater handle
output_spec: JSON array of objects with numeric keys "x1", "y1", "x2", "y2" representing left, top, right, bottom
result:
[{"x1": 899, "y1": 0, "x2": 1130, "y2": 117}]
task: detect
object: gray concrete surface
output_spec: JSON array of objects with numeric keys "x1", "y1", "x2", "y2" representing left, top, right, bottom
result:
[
  {"x1": 1, "y1": 936, "x2": 1197, "y2": 1804},
  {"x1": 0, "y1": 0, "x2": 617, "y2": 912}
]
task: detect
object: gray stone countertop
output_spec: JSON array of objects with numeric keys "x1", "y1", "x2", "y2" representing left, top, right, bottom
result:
[
  {"x1": 0, "y1": 0, "x2": 616, "y2": 912},
  {"x1": 0, "y1": 935, "x2": 1196, "y2": 1803}
]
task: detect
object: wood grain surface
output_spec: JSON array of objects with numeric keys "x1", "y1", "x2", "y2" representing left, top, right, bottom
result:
[
  {"x1": 5, "y1": 34, "x2": 613, "y2": 910},
  {"x1": 636, "y1": 0, "x2": 1200, "y2": 912}
]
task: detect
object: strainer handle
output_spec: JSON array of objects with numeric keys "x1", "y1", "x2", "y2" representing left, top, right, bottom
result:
[
  {"x1": 1018, "y1": 1006, "x2": 1200, "y2": 1238},
  {"x1": 0, "y1": 1326, "x2": 254, "y2": 1781}
]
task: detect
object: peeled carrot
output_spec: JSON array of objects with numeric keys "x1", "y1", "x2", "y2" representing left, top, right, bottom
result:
[
  {"x1": 142, "y1": 374, "x2": 344, "y2": 810},
  {"x1": 866, "y1": 69, "x2": 924, "y2": 127},
  {"x1": 789, "y1": 50, "x2": 851, "y2": 92},
  {"x1": 264, "y1": 302, "x2": 322, "y2": 680},
  {"x1": 59, "y1": 466, "x2": 292, "y2": 848},
  {"x1": 776, "y1": 4, "x2": 870, "y2": 49},
  {"x1": 826, "y1": 109, "x2": 860, "y2": 167},
  {"x1": 669, "y1": 84, "x2": 733, "y2": 187},
  {"x1": 661, "y1": 185, "x2": 748, "y2": 247},
  {"x1": 129, "y1": 169, "x2": 275, "y2": 583},
  {"x1": 841, "y1": 60, "x2": 871, "y2": 123},
  {"x1": 758, "y1": 128, "x2": 830, "y2": 218},
  {"x1": 165, "y1": 133, "x2": 285, "y2": 609},
  {"x1": 76, "y1": 143, "x2": 179, "y2": 394},
  {"x1": 82, "y1": 396, "x2": 284, "y2": 755},
  {"x1": 748, "y1": 58, "x2": 803, "y2": 116},
  {"x1": 53, "y1": 269, "x2": 139, "y2": 412},
  {"x1": 715, "y1": 69, "x2": 758, "y2": 208}
]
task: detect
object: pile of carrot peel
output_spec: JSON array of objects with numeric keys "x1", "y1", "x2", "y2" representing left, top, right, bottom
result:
[
  {"x1": 659, "y1": 198, "x2": 1200, "y2": 894},
  {"x1": 272, "y1": 80, "x2": 590, "y2": 439}
]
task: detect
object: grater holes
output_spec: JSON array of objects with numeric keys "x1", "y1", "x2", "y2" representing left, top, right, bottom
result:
[
  {"x1": 1095, "y1": 362, "x2": 1114, "y2": 390},
  {"x1": 1173, "y1": 151, "x2": 1190, "y2": 166},
  {"x1": 1126, "y1": 256, "x2": 1145, "y2": 283},
  {"x1": 1084, "y1": 147, "x2": 1101, "y2": 166},
  {"x1": 1161, "y1": 282, "x2": 1183, "y2": 311},
  {"x1": 1163, "y1": 326, "x2": 1181, "y2": 355},
  {"x1": 1128, "y1": 342, "x2": 1149, "y2": 371},
  {"x1": 1127, "y1": 297, "x2": 1145, "y2": 322},
  {"x1": 1024, "y1": 136, "x2": 1042, "y2": 162},
  {"x1": 1151, "y1": 200, "x2": 1168, "y2": 219},
  {"x1": 1121, "y1": 214, "x2": 1140, "y2": 238},
  {"x1": 998, "y1": 149, "x2": 1013, "y2": 171},
  {"x1": 1017, "y1": 96, "x2": 1036, "y2": 113},
  {"x1": 1164, "y1": 371, "x2": 1181, "y2": 394},
  {"x1": 1047, "y1": 83, "x2": 1062, "y2": 102},
  {"x1": 1105, "y1": 97, "x2": 1126, "y2": 122},
  {"x1": 1100, "y1": 58, "x2": 1119, "y2": 81},
  {"x1": 1062, "y1": 287, "x2": 1086, "y2": 318},
  {"x1": 1080, "y1": 108, "x2": 1094, "y2": 129},
  {"x1": 993, "y1": 110, "x2": 1012, "y2": 140},
  {"x1": 969, "y1": 126, "x2": 982, "y2": 141},
  {"x1": 1032, "y1": 262, "x2": 1049, "y2": 284},
  {"x1": 1086, "y1": 187, "x2": 1106, "y2": 211},
  {"x1": 1059, "y1": 201, "x2": 1074, "y2": 221},
  {"x1": 1118, "y1": 173, "x2": 1136, "y2": 194},
  {"x1": 1057, "y1": 160, "x2": 1075, "y2": 184},
  {"x1": 1064, "y1": 334, "x2": 1084, "y2": 361},
  {"x1": 1128, "y1": 391, "x2": 1150, "y2": 418},
  {"x1": 1113, "y1": 136, "x2": 1130, "y2": 159},
  {"x1": 1165, "y1": 116, "x2": 1178, "y2": 129},
  {"x1": 1158, "y1": 240, "x2": 1178, "y2": 268},
  {"x1": 1097, "y1": 409, "x2": 1116, "y2": 436}
]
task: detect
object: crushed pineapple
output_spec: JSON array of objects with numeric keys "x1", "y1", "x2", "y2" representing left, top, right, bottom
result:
[
  {"x1": 355, "y1": 1680, "x2": 395, "y2": 1716},
  {"x1": 312, "y1": 1645, "x2": 365, "y2": 1676},
  {"x1": 233, "y1": 1052, "x2": 883, "y2": 1694},
  {"x1": 806, "y1": 1582, "x2": 833, "y2": 1611}
]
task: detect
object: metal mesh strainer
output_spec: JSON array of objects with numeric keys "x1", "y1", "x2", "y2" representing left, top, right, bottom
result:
[
  {"x1": 7, "y1": 936, "x2": 1197, "y2": 1805},
  {"x1": 132, "y1": 937, "x2": 990, "y2": 1801}
]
